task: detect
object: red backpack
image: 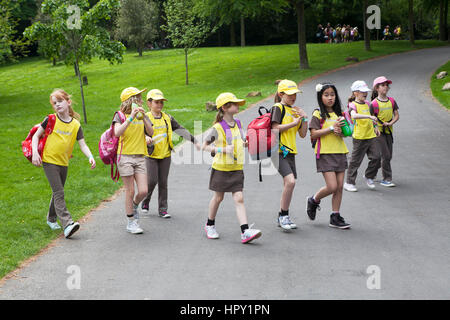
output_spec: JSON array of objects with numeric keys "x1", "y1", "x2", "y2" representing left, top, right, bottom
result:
[
  {"x1": 98, "y1": 111, "x2": 126, "y2": 181},
  {"x1": 22, "y1": 114, "x2": 56, "y2": 162}
]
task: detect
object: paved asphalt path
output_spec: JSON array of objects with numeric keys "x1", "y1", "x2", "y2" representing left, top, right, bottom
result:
[{"x1": 1, "y1": 46, "x2": 449, "y2": 300}]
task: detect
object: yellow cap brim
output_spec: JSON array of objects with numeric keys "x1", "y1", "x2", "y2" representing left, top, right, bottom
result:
[
  {"x1": 217, "y1": 99, "x2": 245, "y2": 109},
  {"x1": 281, "y1": 88, "x2": 300, "y2": 95}
]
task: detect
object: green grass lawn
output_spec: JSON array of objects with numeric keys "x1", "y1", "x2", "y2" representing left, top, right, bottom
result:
[
  {"x1": 430, "y1": 60, "x2": 450, "y2": 109},
  {"x1": 0, "y1": 40, "x2": 446, "y2": 279}
]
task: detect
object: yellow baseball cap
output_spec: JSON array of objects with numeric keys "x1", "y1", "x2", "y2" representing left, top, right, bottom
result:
[
  {"x1": 277, "y1": 79, "x2": 300, "y2": 95},
  {"x1": 215, "y1": 92, "x2": 245, "y2": 109},
  {"x1": 120, "y1": 87, "x2": 146, "y2": 102},
  {"x1": 146, "y1": 89, "x2": 167, "y2": 101}
]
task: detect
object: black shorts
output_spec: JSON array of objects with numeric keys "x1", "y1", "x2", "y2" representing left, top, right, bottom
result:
[{"x1": 274, "y1": 153, "x2": 297, "y2": 179}]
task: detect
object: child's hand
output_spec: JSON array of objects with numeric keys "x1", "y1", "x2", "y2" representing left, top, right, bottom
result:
[
  {"x1": 89, "y1": 157, "x2": 96, "y2": 169},
  {"x1": 194, "y1": 142, "x2": 201, "y2": 151},
  {"x1": 32, "y1": 153, "x2": 42, "y2": 167},
  {"x1": 243, "y1": 139, "x2": 249, "y2": 148},
  {"x1": 333, "y1": 126, "x2": 342, "y2": 135},
  {"x1": 375, "y1": 127, "x2": 381, "y2": 137},
  {"x1": 223, "y1": 145, "x2": 234, "y2": 154},
  {"x1": 382, "y1": 121, "x2": 390, "y2": 127},
  {"x1": 146, "y1": 136, "x2": 153, "y2": 145},
  {"x1": 130, "y1": 106, "x2": 145, "y2": 119},
  {"x1": 336, "y1": 116, "x2": 345, "y2": 127}
]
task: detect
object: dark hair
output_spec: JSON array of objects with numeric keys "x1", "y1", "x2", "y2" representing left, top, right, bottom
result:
[
  {"x1": 371, "y1": 84, "x2": 379, "y2": 101},
  {"x1": 317, "y1": 83, "x2": 343, "y2": 119}
]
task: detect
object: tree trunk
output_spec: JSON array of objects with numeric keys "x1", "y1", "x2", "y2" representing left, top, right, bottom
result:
[
  {"x1": 295, "y1": 0, "x2": 309, "y2": 69},
  {"x1": 218, "y1": 28, "x2": 222, "y2": 46},
  {"x1": 444, "y1": 0, "x2": 448, "y2": 41},
  {"x1": 74, "y1": 62, "x2": 78, "y2": 76},
  {"x1": 75, "y1": 60, "x2": 87, "y2": 124},
  {"x1": 138, "y1": 46, "x2": 143, "y2": 57},
  {"x1": 230, "y1": 22, "x2": 236, "y2": 46},
  {"x1": 240, "y1": 15, "x2": 245, "y2": 47},
  {"x1": 409, "y1": 0, "x2": 415, "y2": 47},
  {"x1": 184, "y1": 48, "x2": 189, "y2": 85},
  {"x1": 52, "y1": 58, "x2": 56, "y2": 66},
  {"x1": 364, "y1": 0, "x2": 371, "y2": 51},
  {"x1": 439, "y1": 0, "x2": 445, "y2": 41}
]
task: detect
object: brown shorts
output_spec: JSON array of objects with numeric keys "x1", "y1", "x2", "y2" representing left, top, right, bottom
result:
[
  {"x1": 209, "y1": 169, "x2": 244, "y2": 193},
  {"x1": 316, "y1": 153, "x2": 348, "y2": 172},
  {"x1": 275, "y1": 153, "x2": 297, "y2": 179},
  {"x1": 118, "y1": 154, "x2": 147, "y2": 177}
]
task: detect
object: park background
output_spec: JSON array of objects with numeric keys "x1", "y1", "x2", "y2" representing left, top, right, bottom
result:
[{"x1": 0, "y1": 0, "x2": 449, "y2": 280}]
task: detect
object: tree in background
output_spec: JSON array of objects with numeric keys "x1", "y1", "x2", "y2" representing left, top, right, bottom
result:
[
  {"x1": 24, "y1": 0, "x2": 125, "y2": 123},
  {"x1": 116, "y1": 0, "x2": 159, "y2": 57},
  {"x1": 0, "y1": 0, "x2": 30, "y2": 64},
  {"x1": 163, "y1": 0, "x2": 214, "y2": 85},
  {"x1": 409, "y1": 0, "x2": 415, "y2": 46},
  {"x1": 363, "y1": 0, "x2": 370, "y2": 51},
  {"x1": 291, "y1": 0, "x2": 309, "y2": 69},
  {"x1": 195, "y1": 0, "x2": 287, "y2": 47}
]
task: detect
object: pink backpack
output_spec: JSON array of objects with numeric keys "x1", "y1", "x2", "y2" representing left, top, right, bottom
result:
[{"x1": 98, "y1": 111, "x2": 126, "y2": 181}]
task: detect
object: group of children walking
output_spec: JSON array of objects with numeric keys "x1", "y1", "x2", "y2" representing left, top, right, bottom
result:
[{"x1": 31, "y1": 76, "x2": 399, "y2": 242}]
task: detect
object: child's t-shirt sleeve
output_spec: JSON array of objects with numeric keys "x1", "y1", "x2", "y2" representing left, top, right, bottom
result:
[
  {"x1": 76, "y1": 126, "x2": 84, "y2": 140},
  {"x1": 309, "y1": 111, "x2": 322, "y2": 130},
  {"x1": 270, "y1": 105, "x2": 282, "y2": 124},
  {"x1": 170, "y1": 115, "x2": 197, "y2": 143},
  {"x1": 40, "y1": 116, "x2": 49, "y2": 129},
  {"x1": 204, "y1": 127, "x2": 218, "y2": 145}
]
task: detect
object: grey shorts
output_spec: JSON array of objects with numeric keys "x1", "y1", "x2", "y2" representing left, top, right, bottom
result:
[
  {"x1": 275, "y1": 153, "x2": 297, "y2": 179},
  {"x1": 118, "y1": 154, "x2": 147, "y2": 177}
]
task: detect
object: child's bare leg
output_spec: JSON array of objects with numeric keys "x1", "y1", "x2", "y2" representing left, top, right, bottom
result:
[
  {"x1": 208, "y1": 191, "x2": 224, "y2": 221},
  {"x1": 331, "y1": 171, "x2": 345, "y2": 212},
  {"x1": 280, "y1": 173, "x2": 296, "y2": 211},
  {"x1": 232, "y1": 191, "x2": 248, "y2": 226}
]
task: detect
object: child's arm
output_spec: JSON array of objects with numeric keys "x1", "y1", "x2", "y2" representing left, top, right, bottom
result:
[
  {"x1": 142, "y1": 113, "x2": 154, "y2": 137},
  {"x1": 171, "y1": 116, "x2": 201, "y2": 151},
  {"x1": 201, "y1": 128, "x2": 233, "y2": 154},
  {"x1": 386, "y1": 109, "x2": 399, "y2": 126},
  {"x1": 296, "y1": 108, "x2": 308, "y2": 138},
  {"x1": 78, "y1": 138, "x2": 96, "y2": 169},
  {"x1": 350, "y1": 110, "x2": 377, "y2": 123},
  {"x1": 31, "y1": 126, "x2": 45, "y2": 167}
]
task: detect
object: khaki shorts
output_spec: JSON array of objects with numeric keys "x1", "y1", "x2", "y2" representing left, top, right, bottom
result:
[{"x1": 118, "y1": 154, "x2": 147, "y2": 177}]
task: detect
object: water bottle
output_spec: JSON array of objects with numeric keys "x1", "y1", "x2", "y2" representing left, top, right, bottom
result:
[
  {"x1": 131, "y1": 103, "x2": 144, "y2": 120},
  {"x1": 341, "y1": 119, "x2": 353, "y2": 137}
]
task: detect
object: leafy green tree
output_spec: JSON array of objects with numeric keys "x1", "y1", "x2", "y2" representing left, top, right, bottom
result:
[
  {"x1": 0, "y1": 0, "x2": 30, "y2": 64},
  {"x1": 24, "y1": 0, "x2": 125, "y2": 123},
  {"x1": 116, "y1": 0, "x2": 159, "y2": 57},
  {"x1": 195, "y1": 0, "x2": 287, "y2": 47},
  {"x1": 163, "y1": 0, "x2": 214, "y2": 85}
]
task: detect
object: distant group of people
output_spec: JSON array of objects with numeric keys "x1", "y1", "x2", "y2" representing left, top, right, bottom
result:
[
  {"x1": 316, "y1": 23, "x2": 360, "y2": 43},
  {"x1": 382, "y1": 25, "x2": 402, "y2": 40}
]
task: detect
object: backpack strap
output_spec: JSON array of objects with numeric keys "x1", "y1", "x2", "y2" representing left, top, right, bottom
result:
[
  {"x1": 113, "y1": 111, "x2": 126, "y2": 182},
  {"x1": 370, "y1": 99, "x2": 379, "y2": 116},
  {"x1": 315, "y1": 112, "x2": 326, "y2": 160}
]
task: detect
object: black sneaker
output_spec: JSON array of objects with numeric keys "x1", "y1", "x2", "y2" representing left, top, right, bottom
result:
[
  {"x1": 329, "y1": 213, "x2": 351, "y2": 229},
  {"x1": 306, "y1": 196, "x2": 321, "y2": 221}
]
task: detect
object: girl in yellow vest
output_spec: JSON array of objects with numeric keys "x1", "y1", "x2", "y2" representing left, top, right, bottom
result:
[
  {"x1": 270, "y1": 79, "x2": 308, "y2": 231},
  {"x1": 308, "y1": 83, "x2": 351, "y2": 229},
  {"x1": 141, "y1": 89, "x2": 201, "y2": 218},
  {"x1": 344, "y1": 81, "x2": 380, "y2": 192},
  {"x1": 113, "y1": 87, "x2": 154, "y2": 234},
  {"x1": 202, "y1": 92, "x2": 262, "y2": 244},
  {"x1": 370, "y1": 76, "x2": 400, "y2": 187},
  {"x1": 31, "y1": 89, "x2": 96, "y2": 239}
]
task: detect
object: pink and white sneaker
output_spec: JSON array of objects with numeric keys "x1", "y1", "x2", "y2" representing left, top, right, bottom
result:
[
  {"x1": 241, "y1": 227, "x2": 262, "y2": 244},
  {"x1": 204, "y1": 224, "x2": 219, "y2": 239}
]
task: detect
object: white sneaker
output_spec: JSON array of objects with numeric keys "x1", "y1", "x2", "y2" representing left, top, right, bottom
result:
[
  {"x1": 241, "y1": 228, "x2": 262, "y2": 244},
  {"x1": 64, "y1": 222, "x2": 80, "y2": 239},
  {"x1": 127, "y1": 219, "x2": 143, "y2": 234},
  {"x1": 47, "y1": 220, "x2": 61, "y2": 230},
  {"x1": 380, "y1": 180, "x2": 396, "y2": 187},
  {"x1": 364, "y1": 176, "x2": 376, "y2": 189},
  {"x1": 204, "y1": 224, "x2": 219, "y2": 239},
  {"x1": 344, "y1": 183, "x2": 358, "y2": 192},
  {"x1": 278, "y1": 215, "x2": 296, "y2": 230}
]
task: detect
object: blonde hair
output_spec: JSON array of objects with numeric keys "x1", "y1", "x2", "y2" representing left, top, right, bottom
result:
[
  {"x1": 120, "y1": 94, "x2": 142, "y2": 114},
  {"x1": 50, "y1": 89, "x2": 81, "y2": 121}
]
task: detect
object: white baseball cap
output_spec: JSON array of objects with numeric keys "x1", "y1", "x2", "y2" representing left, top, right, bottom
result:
[{"x1": 351, "y1": 80, "x2": 371, "y2": 92}]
